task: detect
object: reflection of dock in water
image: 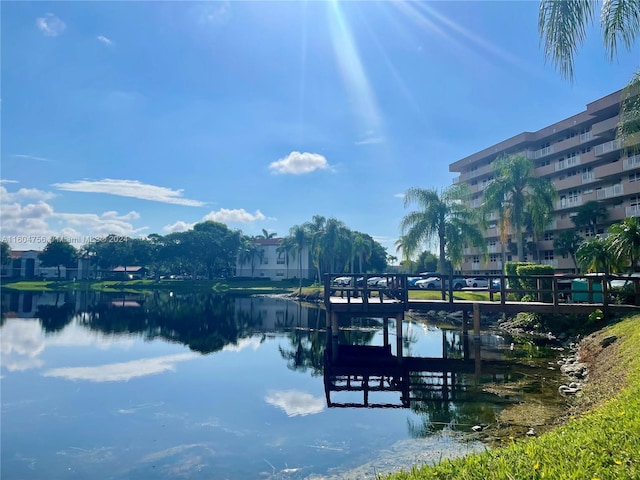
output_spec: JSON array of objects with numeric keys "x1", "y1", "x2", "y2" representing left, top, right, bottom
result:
[{"x1": 323, "y1": 317, "x2": 543, "y2": 410}]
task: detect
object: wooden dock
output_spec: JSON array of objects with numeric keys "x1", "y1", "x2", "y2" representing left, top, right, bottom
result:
[{"x1": 324, "y1": 273, "x2": 640, "y2": 318}]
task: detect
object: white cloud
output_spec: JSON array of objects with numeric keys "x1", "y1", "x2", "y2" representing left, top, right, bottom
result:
[
  {"x1": 55, "y1": 211, "x2": 143, "y2": 237},
  {"x1": 12, "y1": 154, "x2": 51, "y2": 162},
  {"x1": 203, "y1": 208, "x2": 266, "y2": 223},
  {"x1": 52, "y1": 179, "x2": 205, "y2": 207},
  {"x1": 0, "y1": 186, "x2": 55, "y2": 202},
  {"x1": 42, "y1": 353, "x2": 197, "y2": 382},
  {"x1": 0, "y1": 186, "x2": 145, "y2": 247},
  {"x1": 394, "y1": 193, "x2": 405, "y2": 199},
  {"x1": 97, "y1": 35, "x2": 112, "y2": 46},
  {"x1": 265, "y1": 390, "x2": 325, "y2": 417},
  {"x1": 269, "y1": 151, "x2": 330, "y2": 175},
  {"x1": 36, "y1": 13, "x2": 66, "y2": 37},
  {"x1": 163, "y1": 220, "x2": 195, "y2": 233},
  {"x1": 0, "y1": 179, "x2": 19, "y2": 184},
  {"x1": 163, "y1": 208, "x2": 267, "y2": 232}
]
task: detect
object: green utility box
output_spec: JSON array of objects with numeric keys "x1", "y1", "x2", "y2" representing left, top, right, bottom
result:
[{"x1": 572, "y1": 279, "x2": 603, "y2": 302}]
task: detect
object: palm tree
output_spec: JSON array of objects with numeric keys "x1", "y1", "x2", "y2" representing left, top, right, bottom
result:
[
  {"x1": 258, "y1": 228, "x2": 277, "y2": 239},
  {"x1": 554, "y1": 229, "x2": 583, "y2": 272},
  {"x1": 351, "y1": 233, "x2": 372, "y2": 273},
  {"x1": 538, "y1": 0, "x2": 640, "y2": 142},
  {"x1": 571, "y1": 201, "x2": 609, "y2": 237},
  {"x1": 276, "y1": 236, "x2": 295, "y2": 279},
  {"x1": 576, "y1": 236, "x2": 616, "y2": 274},
  {"x1": 400, "y1": 183, "x2": 484, "y2": 274},
  {"x1": 608, "y1": 217, "x2": 640, "y2": 272},
  {"x1": 288, "y1": 224, "x2": 308, "y2": 294},
  {"x1": 483, "y1": 153, "x2": 557, "y2": 262}
]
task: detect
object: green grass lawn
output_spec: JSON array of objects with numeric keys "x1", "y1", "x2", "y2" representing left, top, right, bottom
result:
[{"x1": 383, "y1": 315, "x2": 640, "y2": 480}]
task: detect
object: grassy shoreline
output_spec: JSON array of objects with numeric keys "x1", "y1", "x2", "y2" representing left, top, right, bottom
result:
[{"x1": 384, "y1": 314, "x2": 640, "y2": 480}]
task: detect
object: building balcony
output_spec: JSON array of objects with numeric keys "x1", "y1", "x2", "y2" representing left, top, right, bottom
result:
[
  {"x1": 580, "y1": 130, "x2": 593, "y2": 143},
  {"x1": 555, "y1": 154, "x2": 581, "y2": 172},
  {"x1": 626, "y1": 205, "x2": 640, "y2": 218},
  {"x1": 596, "y1": 184, "x2": 623, "y2": 200},
  {"x1": 595, "y1": 138, "x2": 623, "y2": 156},
  {"x1": 459, "y1": 162, "x2": 494, "y2": 182},
  {"x1": 533, "y1": 145, "x2": 554, "y2": 159},
  {"x1": 557, "y1": 196, "x2": 583, "y2": 209},
  {"x1": 592, "y1": 116, "x2": 619, "y2": 137},
  {"x1": 551, "y1": 135, "x2": 582, "y2": 158},
  {"x1": 623, "y1": 153, "x2": 640, "y2": 171},
  {"x1": 540, "y1": 259, "x2": 559, "y2": 268}
]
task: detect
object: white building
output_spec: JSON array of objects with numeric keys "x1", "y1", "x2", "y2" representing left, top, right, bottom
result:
[{"x1": 235, "y1": 238, "x2": 312, "y2": 281}]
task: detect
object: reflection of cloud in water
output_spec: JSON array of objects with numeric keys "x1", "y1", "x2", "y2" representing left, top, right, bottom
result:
[
  {"x1": 222, "y1": 336, "x2": 262, "y2": 353},
  {"x1": 1, "y1": 319, "x2": 45, "y2": 371},
  {"x1": 0, "y1": 319, "x2": 135, "y2": 373},
  {"x1": 42, "y1": 353, "x2": 197, "y2": 382},
  {"x1": 265, "y1": 390, "x2": 325, "y2": 417}
]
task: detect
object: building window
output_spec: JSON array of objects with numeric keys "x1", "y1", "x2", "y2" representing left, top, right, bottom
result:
[
  {"x1": 490, "y1": 254, "x2": 500, "y2": 262},
  {"x1": 629, "y1": 172, "x2": 640, "y2": 183},
  {"x1": 543, "y1": 250, "x2": 554, "y2": 261},
  {"x1": 276, "y1": 270, "x2": 285, "y2": 277},
  {"x1": 544, "y1": 232, "x2": 554, "y2": 241}
]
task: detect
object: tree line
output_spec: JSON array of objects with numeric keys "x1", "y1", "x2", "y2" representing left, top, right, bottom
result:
[{"x1": 1, "y1": 216, "x2": 389, "y2": 282}]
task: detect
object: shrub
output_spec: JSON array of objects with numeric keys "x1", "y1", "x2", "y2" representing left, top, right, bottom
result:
[{"x1": 517, "y1": 264, "x2": 555, "y2": 302}]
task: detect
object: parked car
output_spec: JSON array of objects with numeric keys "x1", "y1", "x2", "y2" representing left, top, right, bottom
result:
[
  {"x1": 407, "y1": 276, "x2": 422, "y2": 287},
  {"x1": 332, "y1": 276, "x2": 352, "y2": 286},
  {"x1": 367, "y1": 276, "x2": 383, "y2": 286},
  {"x1": 416, "y1": 276, "x2": 466, "y2": 290},
  {"x1": 332, "y1": 276, "x2": 364, "y2": 286},
  {"x1": 466, "y1": 277, "x2": 489, "y2": 288}
]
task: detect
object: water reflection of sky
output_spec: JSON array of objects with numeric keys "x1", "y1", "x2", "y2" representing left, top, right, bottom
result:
[{"x1": 1, "y1": 294, "x2": 488, "y2": 479}]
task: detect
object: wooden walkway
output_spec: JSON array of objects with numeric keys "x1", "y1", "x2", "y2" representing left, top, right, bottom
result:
[{"x1": 324, "y1": 273, "x2": 640, "y2": 318}]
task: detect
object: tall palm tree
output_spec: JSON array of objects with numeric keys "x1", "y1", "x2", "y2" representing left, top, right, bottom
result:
[
  {"x1": 483, "y1": 153, "x2": 557, "y2": 262},
  {"x1": 351, "y1": 233, "x2": 372, "y2": 273},
  {"x1": 571, "y1": 201, "x2": 610, "y2": 237},
  {"x1": 400, "y1": 183, "x2": 484, "y2": 274},
  {"x1": 288, "y1": 224, "x2": 308, "y2": 294},
  {"x1": 276, "y1": 236, "x2": 295, "y2": 279},
  {"x1": 608, "y1": 217, "x2": 640, "y2": 272},
  {"x1": 554, "y1": 229, "x2": 583, "y2": 272},
  {"x1": 538, "y1": 0, "x2": 640, "y2": 141}
]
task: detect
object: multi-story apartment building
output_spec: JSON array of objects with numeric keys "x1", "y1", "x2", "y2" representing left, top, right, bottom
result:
[{"x1": 450, "y1": 88, "x2": 638, "y2": 275}]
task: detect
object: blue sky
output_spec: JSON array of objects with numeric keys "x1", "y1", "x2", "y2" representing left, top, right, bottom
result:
[{"x1": 1, "y1": 1, "x2": 638, "y2": 257}]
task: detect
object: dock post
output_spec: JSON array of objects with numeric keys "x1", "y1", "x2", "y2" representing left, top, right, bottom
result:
[
  {"x1": 383, "y1": 317, "x2": 389, "y2": 347},
  {"x1": 331, "y1": 312, "x2": 339, "y2": 362},
  {"x1": 473, "y1": 303, "x2": 481, "y2": 336},
  {"x1": 395, "y1": 313, "x2": 404, "y2": 362},
  {"x1": 462, "y1": 310, "x2": 468, "y2": 334}
]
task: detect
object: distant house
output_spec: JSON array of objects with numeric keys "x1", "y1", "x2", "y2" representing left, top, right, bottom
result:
[
  {"x1": 235, "y1": 238, "x2": 312, "y2": 281},
  {"x1": 4, "y1": 250, "x2": 74, "y2": 279},
  {"x1": 105, "y1": 266, "x2": 146, "y2": 280}
]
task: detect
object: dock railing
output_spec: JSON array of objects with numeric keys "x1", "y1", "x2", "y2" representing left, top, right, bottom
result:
[{"x1": 324, "y1": 272, "x2": 640, "y2": 313}]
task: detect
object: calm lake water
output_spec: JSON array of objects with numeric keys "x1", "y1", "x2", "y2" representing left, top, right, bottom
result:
[{"x1": 1, "y1": 291, "x2": 564, "y2": 479}]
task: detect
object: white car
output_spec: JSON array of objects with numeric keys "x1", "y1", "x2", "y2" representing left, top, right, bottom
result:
[
  {"x1": 466, "y1": 277, "x2": 489, "y2": 288},
  {"x1": 416, "y1": 277, "x2": 466, "y2": 290}
]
